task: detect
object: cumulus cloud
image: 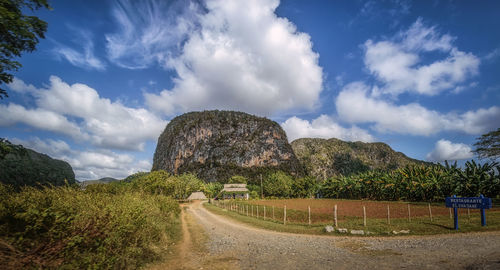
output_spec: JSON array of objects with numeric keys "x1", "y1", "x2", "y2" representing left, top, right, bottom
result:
[
  {"x1": 53, "y1": 29, "x2": 106, "y2": 70},
  {"x1": 364, "y1": 18, "x2": 479, "y2": 96},
  {"x1": 5, "y1": 76, "x2": 167, "y2": 151},
  {"x1": 426, "y1": 139, "x2": 473, "y2": 161},
  {"x1": 11, "y1": 137, "x2": 152, "y2": 180},
  {"x1": 281, "y1": 115, "x2": 374, "y2": 142},
  {"x1": 0, "y1": 103, "x2": 87, "y2": 139},
  {"x1": 142, "y1": 0, "x2": 323, "y2": 116},
  {"x1": 335, "y1": 82, "x2": 500, "y2": 136}
]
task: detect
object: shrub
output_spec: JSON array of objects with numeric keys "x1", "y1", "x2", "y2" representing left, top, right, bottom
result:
[{"x1": 0, "y1": 184, "x2": 180, "y2": 269}]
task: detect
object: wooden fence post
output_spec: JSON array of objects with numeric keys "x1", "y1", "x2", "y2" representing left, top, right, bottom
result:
[
  {"x1": 467, "y1": 208, "x2": 470, "y2": 222},
  {"x1": 387, "y1": 205, "x2": 391, "y2": 225},
  {"x1": 264, "y1": 206, "x2": 266, "y2": 220},
  {"x1": 428, "y1": 203, "x2": 433, "y2": 222},
  {"x1": 284, "y1": 205, "x2": 287, "y2": 225},
  {"x1": 257, "y1": 205, "x2": 259, "y2": 218},
  {"x1": 251, "y1": 205, "x2": 254, "y2": 217},
  {"x1": 449, "y1": 208, "x2": 452, "y2": 219},
  {"x1": 246, "y1": 205, "x2": 248, "y2": 216},
  {"x1": 308, "y1": 206, "x2": 311, "y2": 225},
  {"x1": 334, "y1": 204, "x2": 338, "y2": 227},
  {"x1": 363, "y1": 206, "x2": 367, "y2": 227},
  {"x1": 272, "y1": 206, "x2": 275, "y2": 220},
  {"x1": 408, "y1": 203, "x2": 411, "y2": 222}
]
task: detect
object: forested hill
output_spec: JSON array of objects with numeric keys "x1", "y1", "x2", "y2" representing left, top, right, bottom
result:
[
  {"x1": 291, "y1": 138, "x2": 430, "y2": 180},
  {"x1": 0, "y1": 139, "x2": 75, "y2": 188}
]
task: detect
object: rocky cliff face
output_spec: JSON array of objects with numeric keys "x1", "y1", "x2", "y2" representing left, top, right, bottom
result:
[
  {"x1": 152, "y1": 110, "x2": 304, "y2": 182},
  {"x1": 0, "y1": 139, "x2": 75, "y2": 188},
  {"x1": 291, "y1": 138, "x2": 429, "y2": 180}
]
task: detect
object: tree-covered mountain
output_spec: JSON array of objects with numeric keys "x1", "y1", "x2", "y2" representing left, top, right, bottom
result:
[
  {"x1": 291, "y1": 138, "x2": 430, "y2": 180},
  {"x1": 0, "y1": 138, "x2": 75, "y2": 188}
]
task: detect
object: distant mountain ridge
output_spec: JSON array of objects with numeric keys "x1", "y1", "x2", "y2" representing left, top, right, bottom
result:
[{"x1": 291, "y1": 138, "x2": 430, "y2": 180}]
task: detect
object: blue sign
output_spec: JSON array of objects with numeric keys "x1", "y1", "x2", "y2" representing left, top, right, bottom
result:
[
  {"x1": 445, "y1": 196, "x2": 492, "y2": 209},
  {"x1": 445, "y1": 194, "x2": 492, "y2": 230}
]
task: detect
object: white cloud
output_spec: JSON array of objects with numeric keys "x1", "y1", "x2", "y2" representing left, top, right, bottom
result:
[
  {"x1": 143, "y1": 0, "x2": 323, "y2": 116},
  {"x1": 11, "y1": 137, "x2": 73, "y2": 157},
  {"x1": 10, "y1": 137, "x2": 151, "y2": 180},
  {"x1": 426, "y1": 139, "x2": 473, "y2": 161},
  {"x1": 53, "y1": 29, "x2": 106, "y2": 70},
  {"x1": 5, "y1": 76, "x2": 167, "y2": 151},
  {"x1": 485, "y1": 47, "x2": 500, "y2": 61},
  {"x1": 0, "y1": 103, "x2": 87, "y2": 139},
  {"x1": 281, "y1": 115, "x2": 374, "y2": 142},
  {"x1": 336, "y1": 82, "x2": 500, "y2": 136},
  {"x1": 364, "y1": 18, "x2": 479, "y2": 96},
  {"x1": 7, "y1": 78, "x2": 38, "y2": 93},
  {"x1": 105, "y1": 0, "x2": 201, "y2": 69}
]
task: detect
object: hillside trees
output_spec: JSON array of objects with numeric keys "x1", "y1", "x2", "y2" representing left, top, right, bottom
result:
[{"x1": 0, "y1": 0, "x2": 50, "y2": 98}]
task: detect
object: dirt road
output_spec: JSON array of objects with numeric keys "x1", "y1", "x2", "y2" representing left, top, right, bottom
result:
[{"x1": 167, "y1": 201, "x2": 500, "y2": 269}]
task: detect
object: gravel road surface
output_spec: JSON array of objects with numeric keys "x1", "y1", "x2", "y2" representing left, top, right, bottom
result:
[{"x1": 183, "y1": 201, "x2": 500, "y2": 270}]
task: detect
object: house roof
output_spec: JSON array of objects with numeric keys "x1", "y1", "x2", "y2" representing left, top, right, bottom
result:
[
  {"x1": 222, "y1": 184, "x2": 249, "y2": 192},
  {"x1": 222, "y1": 187, "x2": 249, "y2": 192},
  {"x1": 187, "y1": 191, "x2": 207, "y2": 200},
  {"x1": 224, "y1": 184, "x2": 247, "y2": 188}
]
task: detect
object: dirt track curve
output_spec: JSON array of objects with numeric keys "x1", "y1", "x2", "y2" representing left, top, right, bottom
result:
[{"x1": 161, "y1": 201, "x2": 500, "y2": 270}]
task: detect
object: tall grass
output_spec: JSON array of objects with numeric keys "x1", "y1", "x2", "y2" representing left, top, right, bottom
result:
[{"x1": 0, "y1": 183, "x2": 180, "y2": 269}]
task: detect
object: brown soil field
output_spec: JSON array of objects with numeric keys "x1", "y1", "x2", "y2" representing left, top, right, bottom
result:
[{"x1": 246, "y1": 198, "x2": 498, "y2": 221}]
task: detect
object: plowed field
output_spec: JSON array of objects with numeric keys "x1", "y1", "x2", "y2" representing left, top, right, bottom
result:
[{"x1": 243, "y1": 198, "x2": 498, "y2": 222}]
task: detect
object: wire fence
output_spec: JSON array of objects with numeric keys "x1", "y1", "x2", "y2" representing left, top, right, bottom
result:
[{"x1": 210, "y1": 199, "x2": 496, "y2": 226}]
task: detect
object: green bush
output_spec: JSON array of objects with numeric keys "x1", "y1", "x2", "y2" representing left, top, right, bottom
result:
[
  {"x1": 0, "y1": 184, "x2": 180, "y2": 269},
  {"x1": 203, "y1": 182, "x2": 223, "y2": 198},
  {"x1": 263, "y1": 171, "x2": 293, "y2": 197},
  {"x1": 123, "y1": 170, "x2": 204, "y2": 199}
]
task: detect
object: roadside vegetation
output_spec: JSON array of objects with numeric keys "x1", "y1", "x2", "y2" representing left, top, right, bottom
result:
[
  {"x1": 1, "y1": 158, "x2": 498, "y2": 267},
  {"x1": 0, "y1": 170, "x2": 208, "y2": 269}
]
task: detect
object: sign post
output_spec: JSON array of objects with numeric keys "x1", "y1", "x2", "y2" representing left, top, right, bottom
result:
[{"x1": 445, "y1": 194, "x2": 492, "y2": 230}]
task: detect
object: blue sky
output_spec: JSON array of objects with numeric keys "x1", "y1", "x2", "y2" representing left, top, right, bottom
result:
[{"x1": 1, "y1": 0, "x2": 499, "y2": 180}]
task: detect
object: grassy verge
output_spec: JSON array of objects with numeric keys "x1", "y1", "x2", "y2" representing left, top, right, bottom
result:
[
  {"x1": 0, "y1": 184, "x2": 181, "y2": 269},
  {"x1": 204, "y1": 202, "x2": 500, "y2": 236}
]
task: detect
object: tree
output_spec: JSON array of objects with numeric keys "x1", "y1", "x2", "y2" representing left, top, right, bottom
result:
[
  {"x1": 263, "y1": 171, "x2": 293, "y2": 197},
  {"x1": 0, "y1": 0, "x2": 50, "y2": 99},
  {"x1": 227, "y1": 175, "x2": 247, "y2": 184},
  {"x1": 473, "y1": 128, "x2": 500, "y2": 161}
]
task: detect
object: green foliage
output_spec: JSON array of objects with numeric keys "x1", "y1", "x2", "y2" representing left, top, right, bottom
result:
[
  {"x1": 451, "y1": 160, "x2": 500, "y2": 197},
  {"x1": 291, "y1": 176, "x2": 318, "y2": 198},
  {"x1": 120, "y1": 170, "x2": 204, "y2": 200},
  {"x1": 0, "y1": 0, "x2": 50, "y2": 98},
  {"x1": 473, "y1": 128, "x2": 500, "y2": 161},
  {"x1": 0, "y1": 183, "x2": 180, "y2": 269},
  {"x1": 228, "y1": 175, "x2": 248, "y2": 184},
  {"x1": 203, "y1": 182, "x2": 223, "y2": 198},
  {"x1": 263, "y1": 171, "x2": 293, "y2": 197},
  {"x1": 320, "y1": 161, "x2": 500, "y2": 202}
]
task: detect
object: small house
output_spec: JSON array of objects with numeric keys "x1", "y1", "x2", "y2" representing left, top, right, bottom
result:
[
  {"x1": 187, "y1": 191, "x2": 207, "y2": 201},
  {"x1": 220, "y1": 184, "x2": 249, "y2": 200}
]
